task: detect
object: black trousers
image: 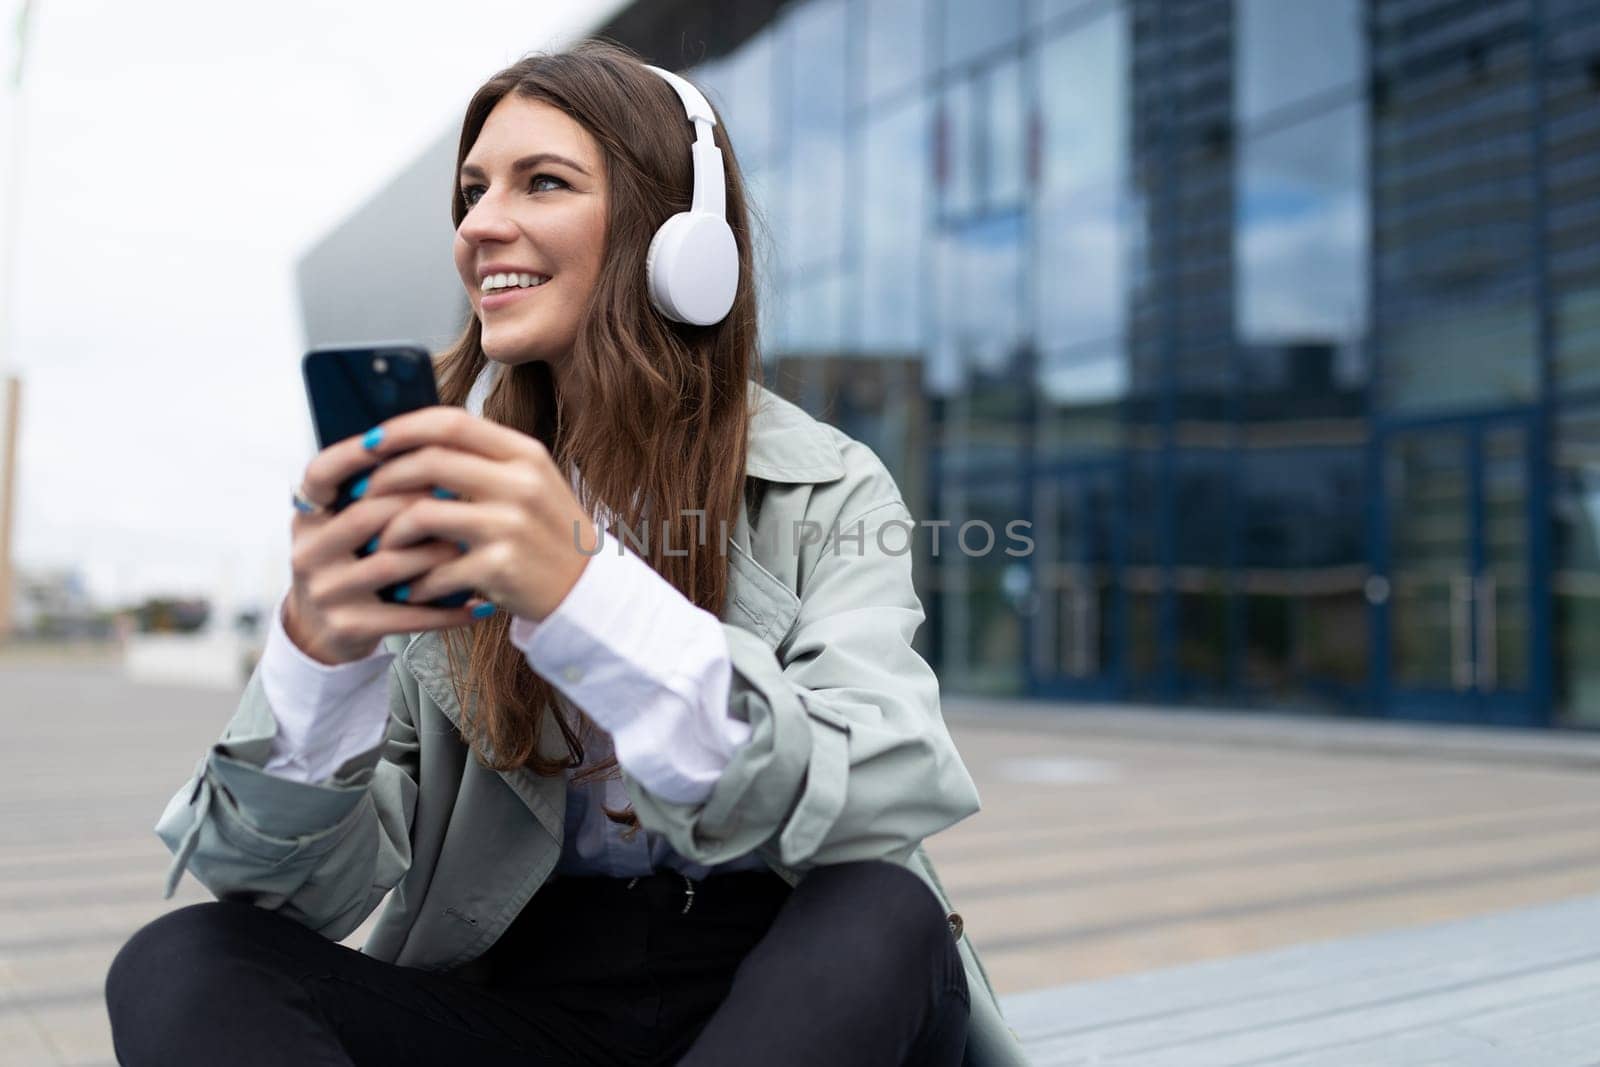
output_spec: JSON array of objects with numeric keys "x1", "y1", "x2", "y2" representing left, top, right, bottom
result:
[{"x1": 105, "y1": 860, "x2": 969, "y2": 1066}]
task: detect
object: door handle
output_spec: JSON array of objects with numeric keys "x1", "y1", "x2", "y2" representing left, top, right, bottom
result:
[
  {"x1": 1475, "y1": 573, "x2": 1497, "y2": 691},
  {"x1": 1450, "y1": 574, "x2": 1473, "y2": 692}
]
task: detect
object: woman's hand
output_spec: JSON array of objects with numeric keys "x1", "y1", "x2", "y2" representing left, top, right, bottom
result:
[
  {"x1": 352, "y1": 406, "x2": 598, "y2": 624},
  {"x1": 284, "y1": 425, "x2": 499, "y2": 667}
]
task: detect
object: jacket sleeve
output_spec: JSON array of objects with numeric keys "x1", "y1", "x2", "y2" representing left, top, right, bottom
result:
[
  {"x1": 153, "y1": 634, "x2": 420, "y2": 940},
  {"x1": 624, "y1": 446, "x2": 981, "y2": 871}
]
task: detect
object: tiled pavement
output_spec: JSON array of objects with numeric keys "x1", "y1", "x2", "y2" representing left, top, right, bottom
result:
[{"x1": 3, "y1": 657, "x2": 1599, "y2": 1065}]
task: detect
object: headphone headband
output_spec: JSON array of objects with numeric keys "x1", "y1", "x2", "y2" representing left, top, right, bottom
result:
[{"x1": 644, "y1": 64, "x2": 718, "y2": 126}]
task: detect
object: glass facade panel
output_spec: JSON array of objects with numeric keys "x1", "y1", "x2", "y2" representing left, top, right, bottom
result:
[
  {"x1": 1373, "y1": 19, "x2": 1539, "y2": 414},
  {"x1": 1239, "y1": 448, "x2": 1368, "y2": 701},
  {"x1": 1236, "y1": 103, "x2": 1368, "y2": 359},
  {"x1": 1482, "y1": 427, "x2": 1530, "y2": 692},
  {"x1": 1035, "y1": 8, "x2": 1129, "y2": 463},
  {"x1": 783, "y1": 0, "x2": 847, "y2": 272},
  {"x1": 1554, "y1": 408, "x2": 1600, "y2": 726},
  {"x1": 862, "y1": 0, "x2": 926, "y2": 108},
  {"x1": 1386, "y1": 433, "x2": 1471, "y2": 691},
  {"x1": 931, "y1": 212, "x2": 1026, "y2": 399},
  {"x1": 783, "y1": 274, "x2": 844, "y2": 355},
  {"x1": 1033, "y1": 469, "x2": 1118, "y2": 684},
  {"x1": 937, "y1": 79, "x2": 980, "y2": 218},
  {"x1": 1174, "y1": 451, "x2": 1230, "y2": 694},
  {"x1": 1547, "y1": 0, "x2": 1600, "y2": 390},
  {"x1": 1123, "y1": 448, "x2": 1163, "y2": 693},
  {"x1": 934, "y1": 480, "x2": 1027, "y2": 695},
  {"x1": 1033, "y1": 0, "x2": 1106, "y2": 29},
  {"x1": 861, "y1": 97, "x2": 930, "y2": 353},
  {"x1": 941, "y1": 0, "x2": 1023, "y2": 70},
  {"x1": 984, "y1": 59, "x2": 1027, "y2": 210},
  {"x1": 701, "y1": 28, "x2": 776, "y2": 166},
  {"x1": 1236, "y1": 0, "x2": 1363, "y2": 127}
]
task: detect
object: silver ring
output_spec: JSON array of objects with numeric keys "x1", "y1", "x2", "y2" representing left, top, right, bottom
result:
[{"x1": 291, "y1": 484, "x2": 329, "y2": 516}]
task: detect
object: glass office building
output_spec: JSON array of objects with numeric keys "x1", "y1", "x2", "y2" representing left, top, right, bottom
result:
[
  {"x1": 299, "y1": 0, "x2": 1600, "y2": 729},
  {"x1": 673, "y1": 0, "x2": 1600, "y2": 730}
]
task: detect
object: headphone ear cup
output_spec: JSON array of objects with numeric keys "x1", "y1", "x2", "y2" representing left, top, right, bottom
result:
[{"x1": 645, "y1": 212, "x2": 738, "y2": 326}]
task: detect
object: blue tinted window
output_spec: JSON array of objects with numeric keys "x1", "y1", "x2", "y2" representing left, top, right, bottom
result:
[
  {"x1": 942, "y1": 0, "x2": 1023, "y2": 69},
  {"x1": 862, "y1": 96, "x2": 930, "y2": 352},
  {"x1": 1032, "y1": 0, "x2": 1104, "y2": 28},
  {"x1": 783, "y1": 273, "x2": 844, "y2": 354},
  {"x1": 930, "y1": 212, "x2": 1026, "y2": 394},
  {"x1": 1236, "y1": 0, "x2": 1364, "y2": 127},
  {"x1": 706, "y1": 28, "x2": 776, "y2": 167},
  {"x1": 937, "y1": 80, "x2": 980, "y2": 217},
  {"x1": 863, "y1": 0, "x2": 926, "y2": 106},
  {"x1": 1036, "y1": 8, "x2": 1129, "y2": 357},
  {"x1": 1236, "y1": 101, "x2": 1369, "y2": 364},
  {"x1": 985, "y1": 58, "x2": 1027, "y2": 209},
  {"x1": 784, "y1": 0, "x2": 848, "y2": 271}
]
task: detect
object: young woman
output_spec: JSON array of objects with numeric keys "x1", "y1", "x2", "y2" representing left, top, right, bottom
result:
[{"x1": 104, "y1": 40, "x2": 1027, "y2": 1067}]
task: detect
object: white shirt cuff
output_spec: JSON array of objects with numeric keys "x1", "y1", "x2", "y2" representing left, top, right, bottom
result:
[
  {"x1": 509, "y1": 542, "x2": 750, "y2": 805},
  {"x1": 259, "y1": 592, "x2": 394, "y2": 784}
]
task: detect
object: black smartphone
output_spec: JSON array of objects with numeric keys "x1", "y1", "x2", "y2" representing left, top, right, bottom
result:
[{"x1": 301, "y1": 343, "x2": 470, "y2": 609}]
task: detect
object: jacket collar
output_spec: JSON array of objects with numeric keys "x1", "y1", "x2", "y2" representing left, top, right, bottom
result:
[{"x1": 744, "y1": 380, "x2": 846, "y2": 484}]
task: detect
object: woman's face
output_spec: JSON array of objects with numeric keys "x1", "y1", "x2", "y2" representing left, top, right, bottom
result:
[{"x1": 454, "y1": 95, "x2": 608, "y2": 374}]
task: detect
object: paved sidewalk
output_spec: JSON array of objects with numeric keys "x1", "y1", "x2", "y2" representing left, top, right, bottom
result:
[
  {"x1": 1007, "y1": 893, "x2": 1600, "y2": 1065},
  {"x1": 2, "y1": 661, "x2": 1598, "y2": 1064}
]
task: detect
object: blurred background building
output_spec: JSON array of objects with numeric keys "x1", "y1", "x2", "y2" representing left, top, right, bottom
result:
[{"x1": 298, "y1": 0, "x2": 1600, "y2": 730}]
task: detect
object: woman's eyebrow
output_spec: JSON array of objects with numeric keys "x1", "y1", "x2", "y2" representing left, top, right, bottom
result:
[{"x1": 459, "y1": 152, "x2": 591, "y2": 181}]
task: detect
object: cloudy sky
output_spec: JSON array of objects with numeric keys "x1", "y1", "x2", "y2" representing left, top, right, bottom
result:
[{"x1": 0, "y1": 0, "x2": 621, "y2": 612}]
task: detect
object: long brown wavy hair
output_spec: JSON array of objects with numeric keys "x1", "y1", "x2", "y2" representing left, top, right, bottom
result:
[{"x1": 431, "y1": 41, "x2": 763, "y2": 826}]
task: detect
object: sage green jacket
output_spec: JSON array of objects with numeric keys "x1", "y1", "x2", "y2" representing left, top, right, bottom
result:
[{"x1": 155, "y1": 381, "x2": 1030, "y2": 1066}]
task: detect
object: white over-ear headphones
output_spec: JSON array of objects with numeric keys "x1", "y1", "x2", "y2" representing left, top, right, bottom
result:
[{"x1": 641, "y1": 64, "x2": 739, "y2": 326}]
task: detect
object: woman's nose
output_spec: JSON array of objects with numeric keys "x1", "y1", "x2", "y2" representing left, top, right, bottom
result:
[{"x1": 457, "y1": 195, "x2": 519, "y2": 245}]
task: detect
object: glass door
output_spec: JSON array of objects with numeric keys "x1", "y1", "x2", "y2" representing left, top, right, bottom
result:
[
  {"x1": 1032, "y1": 462, "x2": 1122, "y2": 698},
  {"x1": 1380, "y1": 415, "x2": 1535, "y2": 724}
]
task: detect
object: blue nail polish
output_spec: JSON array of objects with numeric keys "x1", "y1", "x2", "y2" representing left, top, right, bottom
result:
[
  {"x1": 471, "y1": 602, "x2": 497, "y2": 619},
  {"x1": 393, "y1": 584, "x2": 410, "y2": 603},
  {"x1": 433, "y1": 487, "x2": 458, "y2": 500},
  {"x1": 365, "y1": 536, "x2": 380, "y2": 554},
  {"x1": 362, "y1": 426, "x2": 384, "y2": 451},
  {"x1": 351, "y1": 476, "x2": 369, "y2": 500}
]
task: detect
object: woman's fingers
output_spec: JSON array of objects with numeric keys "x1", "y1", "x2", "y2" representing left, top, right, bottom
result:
[
  {"x1": 390, "y1": 550, "x2": 481, "y2": 606},
  {"x1": 366, "y1": 405, "x2": 545, "y2": 465},
  {"x1": 379, "y1": 497, "x2": 516, "y2": 553},
  {"x1": 299, "y1": 423, "x2": 390, "y2": 513},
  {"x1": 293, "y1": 494, "x2": 420, "y2": 569},
  {"x1": 360, "y1": 444, "x2": 528, "y2": 504},
  {"x1": 309, "y1": 540, "x2": 465, "y2": 604}
]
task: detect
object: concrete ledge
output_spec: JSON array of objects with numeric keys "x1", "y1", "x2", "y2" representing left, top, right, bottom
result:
[{"x1": 943, "y1": 697, "x2": 1600, "y2": 771}]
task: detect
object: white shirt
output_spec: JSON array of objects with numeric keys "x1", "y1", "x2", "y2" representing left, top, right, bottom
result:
[{"x1": 257, "y1": 534, "x2": 769, "y2": 878}]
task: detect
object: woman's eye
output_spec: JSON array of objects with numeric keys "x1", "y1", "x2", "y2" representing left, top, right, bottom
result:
[{"x1": 459, "y1": 174, "x2": 566, "y2": 209}]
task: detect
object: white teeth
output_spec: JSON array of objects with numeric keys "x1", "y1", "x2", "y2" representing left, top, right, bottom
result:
[{"x1": 481, "y1": 272, "x2": 550, "y2": 293}]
